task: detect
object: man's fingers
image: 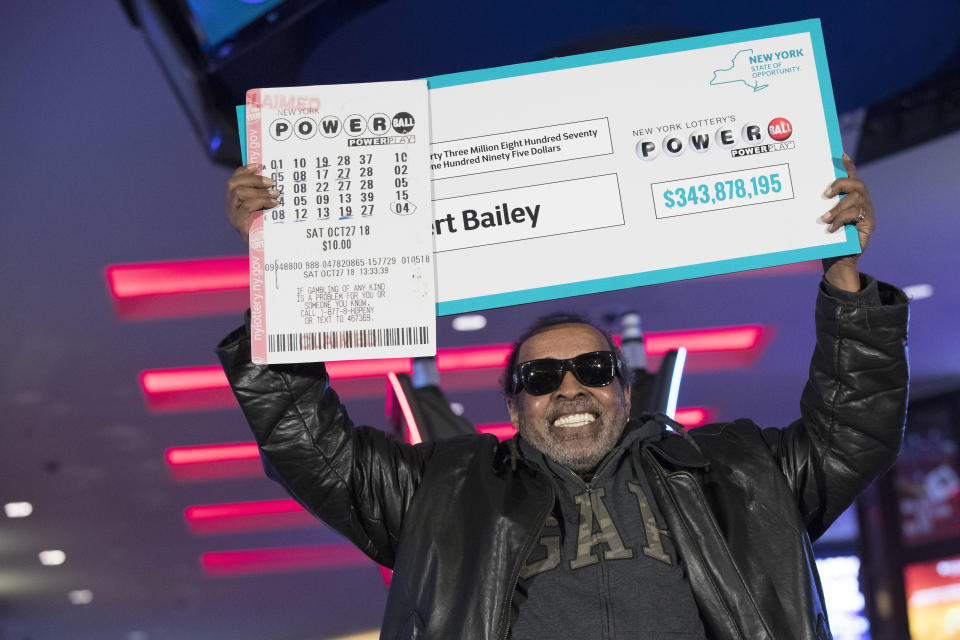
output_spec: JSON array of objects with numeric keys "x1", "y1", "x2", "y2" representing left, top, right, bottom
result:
[
  {"x1": 234, "y1": 162, "x2": 262, "y2": 175},
  {"x1": 823, "y1": 154, "x2": 861, "y2": 197},
  {"x1": 841, "y1": 153, "x2": 858, "y2": 180},
  {"x1": 225, "y1": 164, "x2": 274, "y2": 241},
  {"x1": 820, "y1": 193, "x2": 870, "y2": 232},
  {"x1": 228, "y1": 172, "x2": 275, "y2": 192},
  {"x1": 235, "y1": 185, "x2": 279, "y2": 203},
  {"x1": 239, "y1": 196, "x2": 277, "y2": 214},
  {"x1": 232, "y1": 193, "x2": 278, "y2": 217},
  {"x1": 228, "y1": 196, "x2": 275, "y2": 240},
  {"x1": 823, "y1": 176, "x2": 865, "y2": 198},
  {"x1": 229, "y1": 163, "x2": 260, "y2": 182}
]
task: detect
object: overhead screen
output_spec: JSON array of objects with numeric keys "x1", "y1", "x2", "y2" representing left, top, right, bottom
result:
[{"x1": 183, "y1": 0, "x2": 287, "y2": 49}]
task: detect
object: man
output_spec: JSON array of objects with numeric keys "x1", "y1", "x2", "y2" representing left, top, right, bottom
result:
[{"x1": 220, "y1": 154, "x2": 909, "y2": 639}]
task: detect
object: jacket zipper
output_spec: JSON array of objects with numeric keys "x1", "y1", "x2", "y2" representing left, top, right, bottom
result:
[
  {"x1": 556, "y1": 462, "x2": 619, "y2": 640},
  {"x1": 588, "y1": 483, "x2": 614, "y2": 640},
  {"x1": 501, "y1": 482, "x2": 555, "y2": 640}
]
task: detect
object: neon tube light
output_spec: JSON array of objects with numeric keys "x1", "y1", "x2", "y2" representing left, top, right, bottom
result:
[
  {"x1": 642, "y1": 326, "x2": 762, "y2": 354},
  {"x1": 106, "y1": 257, "x2": 249, "y2": 298},
  {"x1": 141, "y1": 360, "x2": 413, "y2": 393},
  {"x1": 436, "y1": 345, "x2": 510, "y2": 370},
  {"x1": 386, "y1": 372, "x2": 423, "y2": 445},
  {"x1": 185, "y1": 499, "x2": 316, "y2": 534},
  {"x1": 166, "y1": 442, "x2": 259, "y2": 465},
  {"x1": 674, "y1": 407, "x2": 713, "y2": 427},
  {"x1": 665, "y1": 347, "x2": 688, "y2": 419},
  {"x1": 201, "y1": 544, "x2": 371, "y2": 576},
  {"x1": 165, "y1": 442, "x2": 263, "y2": 481}
]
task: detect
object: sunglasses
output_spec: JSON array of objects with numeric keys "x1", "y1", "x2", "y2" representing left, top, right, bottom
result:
[{"x1": 512, "y1": 351, "x2": 622, "y2": 396}]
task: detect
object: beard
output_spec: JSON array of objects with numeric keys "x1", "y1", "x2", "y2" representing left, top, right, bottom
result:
[{"x1": 517, "y1": 395, "x2": 629, "y2": 474}]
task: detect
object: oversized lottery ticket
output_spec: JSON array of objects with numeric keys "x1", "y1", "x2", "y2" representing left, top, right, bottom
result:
[{"x1": 239, "y1": 21, "x2": 857, "y2": 320}]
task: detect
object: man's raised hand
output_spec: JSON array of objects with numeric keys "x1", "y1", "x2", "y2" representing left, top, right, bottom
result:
[
  {"x1": 820, "y1": 153, "x2": 875, "y2": 250},
  {"x1": 820, "y1": 153, "x2": 875, "y2": 292},
  {"x1": 226, "y1": 163, "x2": 278, "y2": 241}
]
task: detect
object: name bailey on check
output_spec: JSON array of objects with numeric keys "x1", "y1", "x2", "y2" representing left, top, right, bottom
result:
[{"x1": 433, "y1": 202, "x2": 541, "y2": 235}]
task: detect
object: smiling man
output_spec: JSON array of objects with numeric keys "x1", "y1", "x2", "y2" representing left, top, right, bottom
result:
[
  {"x1": 219, "y1": 155, "x2": 909, "y2": 639},
  {"x1": 499, "y1": 316, "x2": 708, "y2": 639},
  {"x1": 506, "y1": 321, "x2": 632, "y2": 474}
]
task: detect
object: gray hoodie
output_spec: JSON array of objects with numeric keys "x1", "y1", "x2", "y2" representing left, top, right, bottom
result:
[{"x1": 510, "y1": 420, "x2": 707, "y2": 639}]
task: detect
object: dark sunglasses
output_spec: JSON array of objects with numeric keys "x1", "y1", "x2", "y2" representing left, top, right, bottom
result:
[{"x1": 512, "y1": 351, "x2": 622, "y2": 396}]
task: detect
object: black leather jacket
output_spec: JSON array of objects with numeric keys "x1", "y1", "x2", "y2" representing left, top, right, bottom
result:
[{"x1": 217, "y1": 280, "x2": 909, "y2": 640}]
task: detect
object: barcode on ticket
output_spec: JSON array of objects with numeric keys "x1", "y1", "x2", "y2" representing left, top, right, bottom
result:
[{"x1": 267, "y1": 326, "x2": 430, "y2": 353}]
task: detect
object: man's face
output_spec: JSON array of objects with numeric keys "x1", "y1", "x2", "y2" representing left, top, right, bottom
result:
[{"x1": 507, "y1": 324, "x2": 631, "y2": 474}]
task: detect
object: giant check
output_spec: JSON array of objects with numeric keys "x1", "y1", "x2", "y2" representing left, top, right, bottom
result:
[{"x1": 240, "y1": 19, "x2": 856, "y2": 319}]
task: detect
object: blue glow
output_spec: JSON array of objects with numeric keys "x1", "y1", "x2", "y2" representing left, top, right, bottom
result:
[
  {"x1": 185, "y1": 0, "x2": 286, "y2": 47},
  {"x1": 209, "y1": 135, "x2": 222, "y2": 152},
  {"x1": 815, "y1": 555, "x2": 871, "y2": 640},
  {"x1": 665, "y1": 347, "x2": 687, "y2": 419}
]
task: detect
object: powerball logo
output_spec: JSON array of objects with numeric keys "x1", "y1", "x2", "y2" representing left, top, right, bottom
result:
[
  {"x1": 635, "y1": 117, "x2": 794, "y2": 160},
  {"x1": 709, "y1": 47, "x2": 806, "y2": 92}
]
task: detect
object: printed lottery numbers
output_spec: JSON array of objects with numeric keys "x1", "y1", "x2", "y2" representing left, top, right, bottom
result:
[
  {"x1": 291, "y1": 157, "x2": 308, "y2": 220},
  {"x1": 394, "y1": 152, "x2": 409, "y2": 201},
  {"x1": 337, "y1": 155, "x2": 353, "y2": 220},
  {"x1": 268, "y1": 158, "x2": 287, "y2": 221},
  {"x1": 388, "y1": 151, "x2": 415, "y2": 215},
  {"x1": 315, "y1": 156, "x2": 331, "y2": 219},
  {"x1": 356, "y1": 153, "x2": 375, "y2": 217},
  {"x1": 268, "y1": 152, "x2": 392, "y2": 224}
]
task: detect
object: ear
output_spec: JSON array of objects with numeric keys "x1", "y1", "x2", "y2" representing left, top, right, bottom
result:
[{"x1": 506, "y1": 396, "x2": 521, "y2": 429}]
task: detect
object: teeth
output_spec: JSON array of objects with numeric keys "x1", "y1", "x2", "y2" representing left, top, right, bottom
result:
[{"x1": 553, "y1": 413, "x2": 596, "y2": 428}]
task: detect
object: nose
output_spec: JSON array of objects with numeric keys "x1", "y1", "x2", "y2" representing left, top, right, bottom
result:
[{"x1": 554, "y1": 369, "x2": 585, "y2": 397}]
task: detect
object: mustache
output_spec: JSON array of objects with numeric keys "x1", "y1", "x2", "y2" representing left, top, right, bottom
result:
[{"x1": 546, "y1": 399, "x2": 602, "y2": 423}]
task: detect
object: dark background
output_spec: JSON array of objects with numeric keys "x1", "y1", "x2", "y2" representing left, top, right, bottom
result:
[{"x1": 1, "y1": 1, "x2": 958, "y2": 638}]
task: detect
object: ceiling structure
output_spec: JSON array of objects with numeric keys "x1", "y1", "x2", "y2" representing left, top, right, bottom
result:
[{"x1": 1, "y1": 1, "x2": 958, "y2": 639}]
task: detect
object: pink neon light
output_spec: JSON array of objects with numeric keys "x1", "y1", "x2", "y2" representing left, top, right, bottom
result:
[
  {"x1": 106, "y1": 257, "x2": 249, "y2": 298},
  {"x1": 185, "y1": 499, "x2": 316, "y2": 534},
  {"x1": 380, "y1": 566, "x2": 393, "y2": 587},
  {"x1": 436, "y1": 345, "x2": 510, "y2": 371},
  {"x1": 201, "y1": 544, "x2": 371, "y2": 576},
  {"x1": 643, "y1": 326, "x2": 763, "y2": 355},
  {"x1": 166, "y1": 442, "x2": 259, "y2": 465},
  {"x1": 327, "y1": 358, "x2": 412, "y2": 378},
  {"x1": 186, "y1": 499, "x2": 303, "y2": 521},
  {"x1": 437, "y1": 326, "x2": 765, "y2": 373},
  {"x1": 142, "y1": 358, "x2": 412, "y2": 397},
  {"x1": 142, "y1": 367, "x2": 227, "y2": 393},
  {"x1": 477, "y1": 423, "x2": 517, "y2": 440},
  {"x1": 674, "y1": 407, "x2": 713, "y2": 428},
  {"x1": 386, "y1": 372, "x2": 423, "y2": 445},
  {"x1": 165, "y1": 442, "x2": 263, "y2": 481}
]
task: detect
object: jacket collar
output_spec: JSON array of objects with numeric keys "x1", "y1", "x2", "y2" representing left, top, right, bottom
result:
[
  {"x1": 493, "y1": 417, "x2": 708, "y2": 472},
  {"x1": 642, "y1": 427, "x2": 710, "y2": 469}
]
